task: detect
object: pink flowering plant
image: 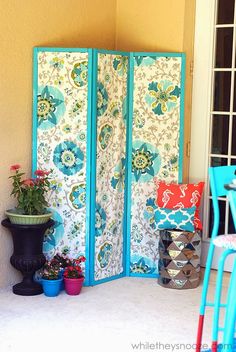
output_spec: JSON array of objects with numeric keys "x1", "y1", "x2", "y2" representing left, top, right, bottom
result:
[{"x1": 9, "y1": 164, "x2": 51, "y2": 215}]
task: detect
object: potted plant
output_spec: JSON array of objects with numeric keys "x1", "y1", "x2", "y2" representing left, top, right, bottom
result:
[
  {"x1": 35, "y1": 253, "x2": 73, "y2": 289},
  {"x1": 50, "y1": 253, "x2": 73, "y2": 290},
  {"x1": 6, "y1": 164, "x2": 53, "y2": 224},
  {"x1": 63, "y1": 256, "x2": 86, "y2": 295},
  {"x1": 1, "y1": 164, "x2": 55, "y2": 295},
  {"x1": 41, "y1": 260, "x2": 63, "y2": 297}
]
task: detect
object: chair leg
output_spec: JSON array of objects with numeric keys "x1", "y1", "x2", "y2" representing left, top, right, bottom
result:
[
  {"x1": 196, "y1": 242, "x2": 216, "y2": 352},
  {"x1": 222, "y1": 257, "x2": 236, "y2": 352},
  {"x1": 211, "y1": 250, "x2": 234, "y2": 352}
]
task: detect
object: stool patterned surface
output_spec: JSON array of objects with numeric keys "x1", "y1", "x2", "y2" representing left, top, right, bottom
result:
[{"x1": 158, "y1": 229, "x2": 201, "y2": 289}]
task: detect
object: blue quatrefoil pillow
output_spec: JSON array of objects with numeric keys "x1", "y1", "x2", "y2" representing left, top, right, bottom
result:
[{"x1": 154, "y1": 207, "x2": 196, "y2": 232}]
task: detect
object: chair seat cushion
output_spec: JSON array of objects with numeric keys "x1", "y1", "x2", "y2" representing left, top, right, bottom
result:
[{"x1": 213, "y1": 234, "x2": 236, "y2": 250}]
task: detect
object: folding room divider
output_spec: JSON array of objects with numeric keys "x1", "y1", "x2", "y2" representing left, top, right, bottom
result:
[{"x1": 32, "y1": 47, "x2": 185, "y2": 286}]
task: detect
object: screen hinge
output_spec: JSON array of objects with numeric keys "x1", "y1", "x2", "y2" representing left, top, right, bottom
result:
[{"x1": 190, "y1": 60, "x2": 194, "y2": 76}]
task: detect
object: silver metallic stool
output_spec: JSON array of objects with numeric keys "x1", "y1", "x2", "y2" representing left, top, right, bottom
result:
[{"x1": 158, "y1": 229, "x2": 201, "y2": 289}]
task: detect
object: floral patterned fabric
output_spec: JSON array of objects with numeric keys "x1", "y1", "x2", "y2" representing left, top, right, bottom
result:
[
  {"x1": 94, "y1": 52, "x2": 128, "y2": 281},
  {"x1": 35, "y1": 50, "x2": 89, "y2": 271},
  {"x1": 130, "y1": 55, "x2": 184, "y2": 276},
  {"x1": 35, "y1": 50, "x2": 185, "y2": 283}
]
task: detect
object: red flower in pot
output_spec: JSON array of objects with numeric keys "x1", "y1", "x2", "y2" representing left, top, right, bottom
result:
[{"x1": 63, "y1": 256, "x2": 86, "y2": 295}]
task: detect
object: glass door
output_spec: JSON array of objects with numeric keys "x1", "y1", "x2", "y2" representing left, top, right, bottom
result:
[
  {"x1": 192, "y1": 0, "x2": 236, "y2": 270},
  {"x1": 207, "y1": 0, "x2": 236, "y2": 242}
]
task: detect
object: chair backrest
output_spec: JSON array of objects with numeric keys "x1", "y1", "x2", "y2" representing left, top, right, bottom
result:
[
  {"x1": 209, "y1": 166, "x2": 236, "y2": 239},
  {"x1": 228, "y1": 190, "x2": 236, "y2": 231},
  {"x1": 209, "y1": 166, "x2": 236, "y2": 198}
]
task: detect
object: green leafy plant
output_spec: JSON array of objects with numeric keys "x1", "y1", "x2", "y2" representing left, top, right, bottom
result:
[
  {"x1": 42, "y1": 260, "x2": 61, "y2": 280},
  {"x1": 9, "y1": 164, "x2": 51, "y2": 215}
]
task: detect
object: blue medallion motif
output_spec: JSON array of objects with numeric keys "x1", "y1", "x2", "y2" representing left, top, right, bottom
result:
[
  {"x1": 53, "y1": 141, "x2": 84, "y2": 176},
  {"x1": 37, "y1": 86, "x2": 66, "y2": 130},
  {"x1": 146, "y1": 80, "x2": 180, "y2": 116},
  {"x1": 132, "y1": 140, "x2": 161, "y2": 182}
]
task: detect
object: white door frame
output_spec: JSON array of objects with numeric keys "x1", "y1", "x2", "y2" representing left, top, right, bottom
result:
[{"x1": 190, "y1": 0, "x2": 234, "y2": 271}]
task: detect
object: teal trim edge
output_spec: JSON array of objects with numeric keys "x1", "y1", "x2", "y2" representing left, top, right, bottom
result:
[
  {"x1": 32, "y1": 47, "x2": 38, "y2": 175},
  {"x1": 33, "y1": 47, "x2": 89, "y2": 53},
  {"x1": 129, "y1": 272, "x2": 159, "y2": 279},
  {"x1": 178, "y1": 53, "x2": 186, "y2": 183},
  {"x1": 121, "y1": 52, "x2": 130, "y2": 279},
  {"x1": 84, "y1": 48, "x2": 93, "y2": 286},
  {"x1": 96, "y1": 48, "x2": 130, "y2": 56},
  {"x1": 133, "y1": 52, "x2": 183, "y2": 57},
  {"x1": 125, "y1": 53, "x2": 134, "y2": 276},
  {"x1": 89, "y1": 49, "x2": 98, "y2": 286}
]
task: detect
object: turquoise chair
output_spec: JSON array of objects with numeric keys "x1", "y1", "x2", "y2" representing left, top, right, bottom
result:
[
  {"x1": 196, "y1": 166, "x2": 236, "y2": 352},
  {"x1": 220, "y1": 190, "x2": 236, "y2": 351}
]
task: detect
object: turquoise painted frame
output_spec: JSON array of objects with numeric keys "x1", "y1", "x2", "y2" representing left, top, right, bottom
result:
[
  {"x1": 179, "y1": 53, "x2": 186, "y2": 183},
  {"x1": 89, "y1": 49, "x2": 129, "y2": 286},
  {"x1": 89, "y1": 48, "x2": 98, "y2": 286},
  {"x1": 124, "y1": 52, "x2": 134, "y2": 276},
  {"x1": 32, "y1": 47, "x2": 92, "y2": 286},
  {"x1": 125, "y1": 52, "x2": 186, "y2": 278}
]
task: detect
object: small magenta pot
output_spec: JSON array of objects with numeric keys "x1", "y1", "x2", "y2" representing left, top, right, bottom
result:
[
  {"x1": 41, "y1": 277, "x2": 63, "y2": 297},
  {"x1": 64, "y1": 276, "x2": 84, "y2": 295}
]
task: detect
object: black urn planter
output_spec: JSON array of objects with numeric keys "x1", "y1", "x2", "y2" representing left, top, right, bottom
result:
[{"x1": 1, "y1": 218, "x2": 54, "y2": 296}]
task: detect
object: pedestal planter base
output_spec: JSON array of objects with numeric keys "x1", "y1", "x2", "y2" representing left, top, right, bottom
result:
[
  {"x1": 13, "y1": 281, "x2": 43, "y2": 296},
  {"x1": 1, "y1": 219, "x2": 54, "y2": 296},
  {"x1": 158, "y1": 229, "x2": 201, "y2": 289}
]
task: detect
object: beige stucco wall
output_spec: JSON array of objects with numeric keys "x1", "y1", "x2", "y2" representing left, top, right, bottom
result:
[
  {"x1": 116, "y1": 0, "x2": 186, "y2": 51},
  {"x1": 0, "y1": 0, "x2": 116, "y2": 288},
  {"x1": 0, "y1": 0, "x2": 195, "y2": 288}
]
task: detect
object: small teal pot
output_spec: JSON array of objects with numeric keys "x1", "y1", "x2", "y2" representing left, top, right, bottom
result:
[{"x1": 41, "y1": 277, "x2": 63, "y2": 297}]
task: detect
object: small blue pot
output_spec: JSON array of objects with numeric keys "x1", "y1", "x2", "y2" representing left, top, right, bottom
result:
[{"x1": 41, "y1": 277, "x2": 63, "y2": 297}]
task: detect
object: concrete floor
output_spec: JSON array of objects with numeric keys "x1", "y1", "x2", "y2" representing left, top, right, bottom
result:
[{"x1": 0, "y1": 272, "x2": 230, "y2": 352}]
